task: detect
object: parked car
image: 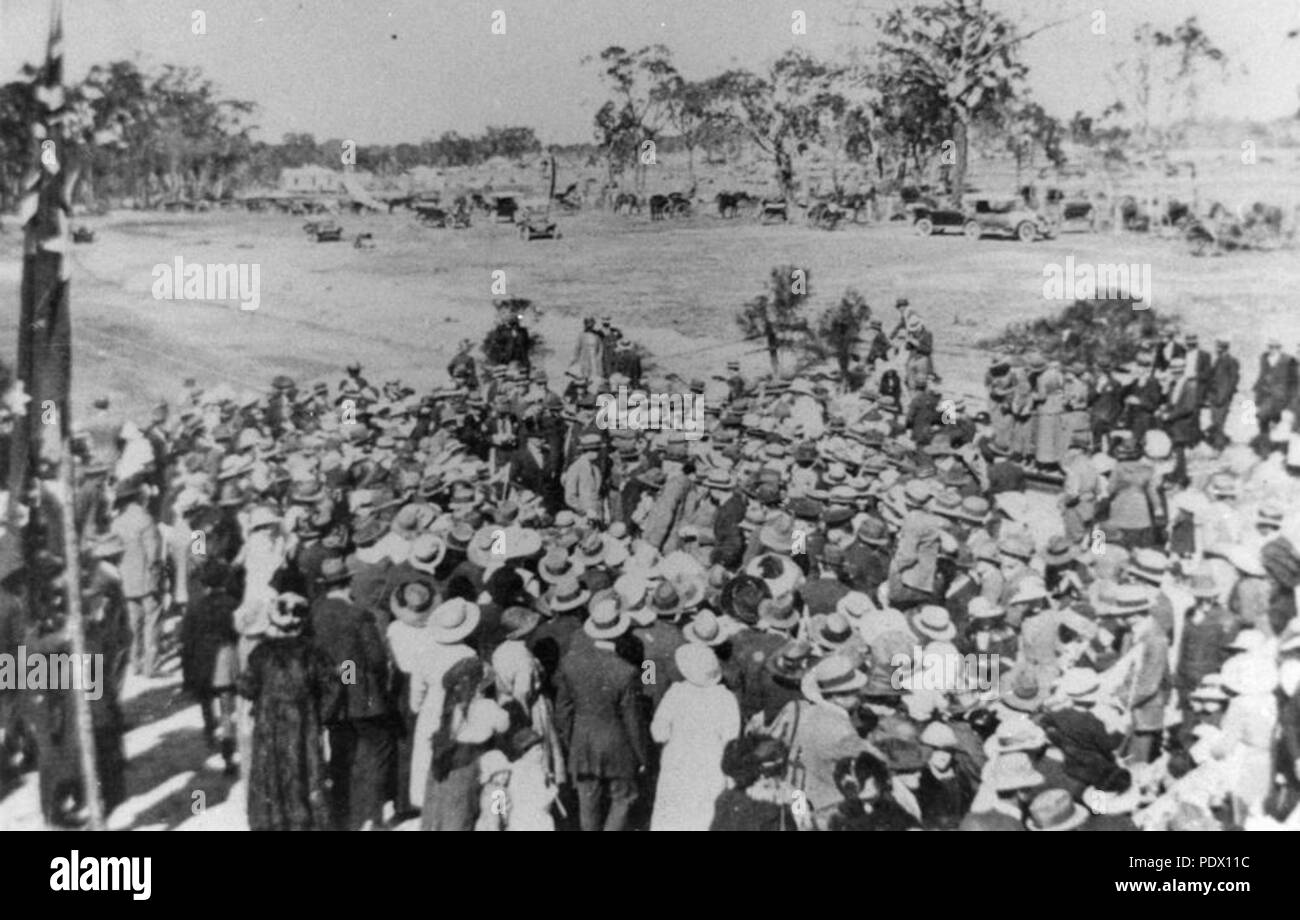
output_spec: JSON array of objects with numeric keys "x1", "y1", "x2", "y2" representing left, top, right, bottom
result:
[
  {"x1": 911, "y1": 198, "x2": 972, "y2": 237},
  {"x1": 966, "y1": 198, "x2": 1056, "y2": 242}
]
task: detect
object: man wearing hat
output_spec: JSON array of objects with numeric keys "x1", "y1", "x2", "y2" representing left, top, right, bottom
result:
[
  {"x1": 555, "y1": 590, "x2": 648, "y2": 831},
  {"x1": 1122, "y1": 354, "x2": 1162, "y2": 443},
  {"x1": 1098, "y1": 584, "x2": 1169, "y2": 763},
  {"x1": 1251, "y1": 338, "x2": 1294, "y2": 456},
  {"x1": 1173, "y1": 574, "x2": 1236, "y2": 726},
  {"x1": 562, "y1": 432, "x2": 604, "y2": 521},
  {"x1": 762, "y1": 653, "x2": 872, "y2": 827},
  {"x1": 1204, "y1": 335, "x2": 1239, "y2": 451},
  {"x1": 1039, "y1": 669, "x2": 1127, "y2": 797},
  {"x1": 309, "y1": 558, "x2": 400, "y2": 830},
  {"x1": 1158, "y1": 355, "x2": 1200, "y2": 477},
  {"x1": 888, "y1": 481, "x2": 945, "y2": 609},
  {"x1": 110, "y1": 477, "x2": 166, "y2": 678},
  {"x1": 842, "y1": 516, "x2": 892, "y2": 596}
]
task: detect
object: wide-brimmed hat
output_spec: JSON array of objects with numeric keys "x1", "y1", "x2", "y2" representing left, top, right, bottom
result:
[
  {"x1": 408, "y1": 533, "x2": 447, "y2": 573},
  {"x1": 966, "y1": 597, "x2": 1004, "y2": 621},
  {"x1": 800, "y1": 653, "x2": 867, "y2": 701},
  {"x1": 744, "y1": 553, "x2": 801, "y2": 598},
  {"x1": 994, "y1": 716, "x2": 1049, "y2": 753},
  {"x1": 390, "y1": 581, "x2": 437, "y2": 628},
  {"x1": 757, "y1": 594, "x2": 799, "y2": 630},
  {"x1": 809, "y1": 612, "x2": 857, "y2": 652},
  {"x1": 1000, "y1": 670, "x2": 1049, "y2": 713},
  {"x1": 855, "y1": 516, "x2": 889, "y2": 546},
  {"x1": 546, "y1": 575, "x2": 591, "y2": 614},
  {"x1": 997, "y1": 533, "x2": 1034, "y2": 561},
  {"x1": 1056, "y1": 667, "x2": 1101, "y2": 703},
  {"x1": 317, "y1": 555, "x2": 352, "y2": 587},
  {"x1": 1027, "y1": 789, "x2": 1089, "y2": 831},
  {"x1": 991, "y1": 752, "x2": 1045, "y2": 793},
  {"x1": 765, "y1": 639, "x2": 815, "y2": 680},
  {"x1": 648, "y1": 579, "x2": 684, "y2": 619},
  {"x1": 911, "y1": 605, "x2": 956, "y2": 642},
  {"x1": 616, "y1": 573, "x2": 654, "y2": 627},
  {"x1": 1095, "y1": 583, "x2": 1153, "y2": 617},
  {"x1": 573, "y1": 531, "x2": 609, "y2": 569},
  {"x1": 538, "y1": 548, "x2": 583, "y2": 583},
  {"x1": 675, "y1": 643, "x2": 723, "y2": 687},
  {"x1": 1007, "y1": 576, "x2": 1049, "y2": 607},
  {"x1": 428, "y1": 598, "x2": 481, "y2": 644},
  {"x1": 1126, "y1": 548, "x2": 1169, "y2": 584},
  {"x1": 584, "y1": 589, "x2": 631, "y2": 640},
  {"x1": 758, "y1": 514, "x2": 797, "y2": 555},
  {"x1": 720, "y1": 573, "x2": 769, "y2": 625},
  {"x1": 501, "y1": 605, "x2": 542, "y2": 640},
  {"x1": 919, "y1": 721, "x2": 959, "y2": 750},
  {"x1": 682, "y1": 609, "x2": 727, "y2": 646}
]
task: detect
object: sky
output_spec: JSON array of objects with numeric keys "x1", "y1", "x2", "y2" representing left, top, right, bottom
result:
[{"x1": 1, "y1": 0, "x2": 1297, "y2": 145}]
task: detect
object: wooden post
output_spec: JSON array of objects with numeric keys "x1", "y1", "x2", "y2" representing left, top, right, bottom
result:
[{"x1": 58, "y1": 450, "x2": 104, "y2": 830}]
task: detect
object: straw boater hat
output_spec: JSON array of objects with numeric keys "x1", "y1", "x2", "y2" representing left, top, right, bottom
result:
[
  {"x1": 1126, "y1": 548, "x2": 1169, "y2": 584},
  {"x1": 757, "y1": 594, "x2": 800, "y2": 631},
  {"x1": 428, "y1": 598, "x2": 480, "y2": 644},
  {"x1": 408, "y1": 533, "x2": 447, "y2": 574},
  {"x1": 800, "y1": 653, "x2": 868, "y2": 702},
  {"x1": 1056, "y1": 667, "x2": 1101, "y2": 704},
  {"x1": 584, "y1": 589, "x2": 631, "y2": 641},
  {"x1": 682, "y1": 609, "x2": 727, "y2": 646},
  {"x1": 809, "y1": 612, "x2": 857, "y2": 652},
  {"x1": 966, "y1": 597, "x2": 1004, "y2": 622},
  {"x1": 546, "y1": 575, "x2": 591, "y2": 614},
  {"x1": 500, "y1": 605, "x2": 542, "y2": 641},
  {"x1": 615, "y1": 573, "x2": 654, "y2": 627},
  {"x1": 911, "y1": 605, "x2": 957, "y2": 642},
  {"x1": 538, "y1": 548, "x2": 583, "y2": 584},
  {"x1": 1095, "y1": 583, "x2": 1153, "y2": 618},
  {"x1": 765, "y1": 639, "x2": 815, "y2": 681},
  {"x1": 991, "y1": 752, "x2": 1045, "y2": 793},
  {"x1": 1027, "y1": 789, "x2": 1089, "y2": 831},
  {"x1": 1001, "y1": 669, "x2": 1049, "y2": 713},
  {"x1": 648, "y1": 580, "x2": 684, "y2": 619},
  {"x1": 675, "y1": 643, "x2": 723, "y2": 688},
  {"x1": 919, "y1": 721, "x2": 959, "y2": 750},
  {"x1": 1007, "y1": 576, "x2": 1049, "y2": 607}
]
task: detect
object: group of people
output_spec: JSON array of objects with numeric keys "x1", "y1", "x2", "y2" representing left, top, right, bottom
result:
[{"x1": 2, "y1": 303, "x2": 1299, "y2": 833}]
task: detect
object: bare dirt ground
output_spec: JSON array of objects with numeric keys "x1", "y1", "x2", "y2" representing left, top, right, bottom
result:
[
  {"x1": 1, "y1": 199, "x2": 1298, "y2": 829},
  {"x1": 1, "y1": 205, "x2": 1298, "y2": 421}
]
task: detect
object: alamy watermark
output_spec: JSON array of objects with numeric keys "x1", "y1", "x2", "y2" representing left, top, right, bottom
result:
[
  {"x1": 1042, "y1": 255, "x2": 1150, "y2": 308},
  {"x1": 595, "y1": 386, "x2": 706, "y2": 440},
  {"x1": 152, "y1": 257, "x2": 261, "y2": 311},
  {"x1": 891, "y1": 646, "x2": 1000, "y2": 692},
  {"x1": 0, "y1": 646, "x2": 104, "y2": 701}
]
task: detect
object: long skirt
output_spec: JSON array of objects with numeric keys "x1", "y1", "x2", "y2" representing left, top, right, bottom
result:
[{"x1": 422, "y1": 761, "x2": 479, "y2": 831}]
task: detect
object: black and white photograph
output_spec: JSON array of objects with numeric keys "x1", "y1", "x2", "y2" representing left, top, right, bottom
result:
[{"x1": 0, "y1": 0, "x2": 1297, "y2": 849}]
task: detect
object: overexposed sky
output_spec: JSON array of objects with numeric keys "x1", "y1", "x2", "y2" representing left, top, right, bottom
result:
[{"x1": 1, "y1": 0, "x2": 1297, "y2": 144}]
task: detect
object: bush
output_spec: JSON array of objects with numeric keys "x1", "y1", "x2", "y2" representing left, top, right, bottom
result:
[{"x1": 978, "y1": 297, "x2": 1180, "y2": 367}]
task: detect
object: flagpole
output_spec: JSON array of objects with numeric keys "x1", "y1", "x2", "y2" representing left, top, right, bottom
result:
[
  {"x1": 13, "y1": 0, "x2": 104, "y2": 830},
  {"x1": 59, "y1": 450, "x2": 105, "y2": 830}
]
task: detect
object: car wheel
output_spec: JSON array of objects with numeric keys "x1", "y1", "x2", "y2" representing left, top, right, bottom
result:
[
  {"x1": 1016, "y1": 221, "x2": 1036, "y2": 243},
  {"x1": 914, "y1": 218, "x2": 934, "y2": 236},
  {"x1": 963, "y1": 220, "x2": 981, "y2": 240}
]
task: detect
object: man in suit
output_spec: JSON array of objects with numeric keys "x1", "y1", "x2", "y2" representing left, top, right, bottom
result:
[
  {"x1": 110, "y1": 478, "x2": 165, "y2": 678},
  {"x1": 1204, "y1": 336, "x2": 1240, "y2": 451},
  {"x1": 555, "y1": 591, "x2": 648, "y2": 831},
  {"x1": 1252, "y1": 338, "x2": 1295, "y2": 456},
  {"x1": 841, "y1": 516, "x2": 892, "y2": 596},
  {"x1": 1120, "y1": 355, "x2": 1160, "y2": 442},
  {"x1": 310, "y1": 559, "x2": 399, "y2": 830},
  {"x1": 1159, "y1": 356, "x2": 1200, "y2": 478},
  {"x1": 1088, "y1": 361, "x2": 1124, "y2": 453},
  {"x1": 1183, "y1": 333, "x2": 1213, "y2": 402}
]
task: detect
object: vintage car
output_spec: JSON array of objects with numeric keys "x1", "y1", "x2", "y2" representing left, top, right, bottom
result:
[
  {"x1": 911, "y1": 198, "x2": 971, "y2": 236},
  {"x1": 966, "y1": 198, "x2": 1056, "y2": 242}
]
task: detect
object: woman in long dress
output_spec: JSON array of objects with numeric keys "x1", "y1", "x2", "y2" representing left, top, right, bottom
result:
[
  {"x1": 239, "y1": 593, "x2": 337, "y2": 831},
  {"x1": 649, "y1": 643, "x2": 740, "y2": 831}
]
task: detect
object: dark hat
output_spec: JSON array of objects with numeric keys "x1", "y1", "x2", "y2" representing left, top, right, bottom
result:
[
  {"x1": 720, "y1": 574, "x2": 770, "y2": 626},
  {"x1": 317, "y1": 555, "x2": 351, "y2": 587}
]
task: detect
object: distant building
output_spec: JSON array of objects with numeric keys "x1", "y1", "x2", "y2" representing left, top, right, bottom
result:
[{"x1": 280, "y1": 165, "x2": 342, "y2": 194}]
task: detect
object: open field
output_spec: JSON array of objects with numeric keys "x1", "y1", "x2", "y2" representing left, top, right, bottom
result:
[{"x1": 1, "y1": 203, "x2": 1298, "y2": 421}]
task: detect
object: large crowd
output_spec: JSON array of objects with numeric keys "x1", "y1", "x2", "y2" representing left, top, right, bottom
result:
[{"x1": 3, "y1": 300, "x2": 1300, "y2": 832}]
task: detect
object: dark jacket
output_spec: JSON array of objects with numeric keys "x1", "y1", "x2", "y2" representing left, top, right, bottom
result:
[
  {"x1": 1207, "y1": 353, "x2": 1239, "y2": 406},
  {"x1": 309, "y1": 595, "x2": 396, "y2": 724},
  {"x1": 1040, "y1": 706, "x2": 1126, "y2": 791},
  {"x1": 555, "y1": 641, "x2": 649, "y2": 779}
]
